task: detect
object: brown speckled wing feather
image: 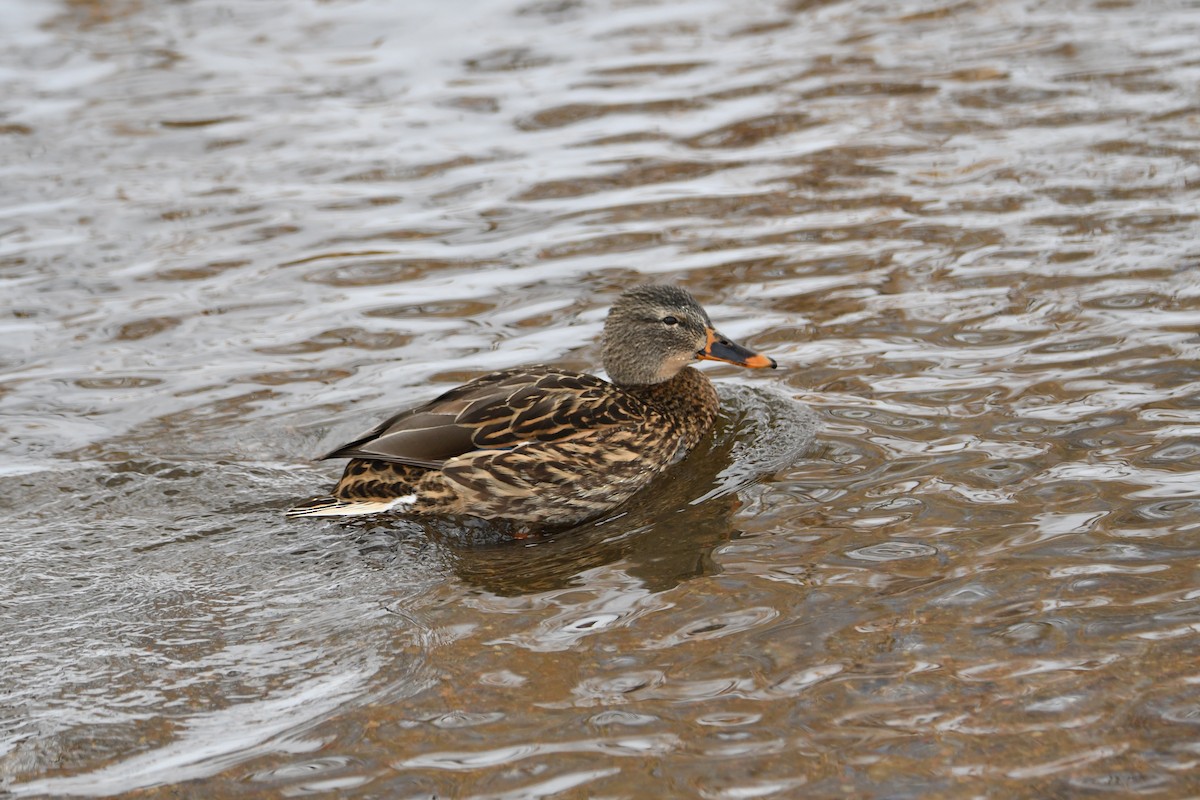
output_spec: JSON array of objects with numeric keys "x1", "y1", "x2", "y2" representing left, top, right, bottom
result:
[{"x1": 322, "y1": 366, "x2": 647, "y2": 469}]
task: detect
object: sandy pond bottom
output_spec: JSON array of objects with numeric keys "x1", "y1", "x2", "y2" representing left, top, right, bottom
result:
[{"x1": 3, "y1": 0, "x2": 1200, "y2": 796}]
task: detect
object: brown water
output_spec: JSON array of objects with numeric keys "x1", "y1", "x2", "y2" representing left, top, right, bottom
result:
[{"x1": 3, "y1": 0, "x2": 1200, "y2": 796}]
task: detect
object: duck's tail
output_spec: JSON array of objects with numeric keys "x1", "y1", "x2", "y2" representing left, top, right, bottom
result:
[{"x1": 285, "y1": 493, "x2": 416, "y2": 518}]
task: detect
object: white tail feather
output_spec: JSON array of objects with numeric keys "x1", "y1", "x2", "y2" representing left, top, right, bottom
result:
[{"x1": 285, "y1": 494, "x2": 416, "y2": 518}]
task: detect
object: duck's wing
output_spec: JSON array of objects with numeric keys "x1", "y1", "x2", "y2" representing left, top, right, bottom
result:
[{"x1": 321, "y1": 367, "x2": 645, "y2": 469}]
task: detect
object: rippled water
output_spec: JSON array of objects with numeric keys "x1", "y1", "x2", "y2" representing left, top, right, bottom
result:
[{"x1": 3, "y1": 0, "x2": 1200, "y2": 796}]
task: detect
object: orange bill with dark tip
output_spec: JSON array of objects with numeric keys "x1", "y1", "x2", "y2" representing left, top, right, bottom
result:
[{"x1": 698, "y1": 328, "x2": 778, "y2": 369}]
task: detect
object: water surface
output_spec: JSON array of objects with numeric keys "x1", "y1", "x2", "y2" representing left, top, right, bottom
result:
[{"x1": 3, "y1": 0, "x2": 1200, "y2": 796}]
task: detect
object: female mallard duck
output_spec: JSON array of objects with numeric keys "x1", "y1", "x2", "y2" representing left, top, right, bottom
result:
[{"x1": 287, "y1": 285, "x2": 776, "y2": 526}]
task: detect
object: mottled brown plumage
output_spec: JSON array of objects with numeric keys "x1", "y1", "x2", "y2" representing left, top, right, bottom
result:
[{"x1": 287, "y1": 285, "x2": 776, "y2": 527}]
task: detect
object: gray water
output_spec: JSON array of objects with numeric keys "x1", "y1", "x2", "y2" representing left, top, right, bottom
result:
[{"x1": 3, "y1": 0, "x2": 1200, "y2": 796}]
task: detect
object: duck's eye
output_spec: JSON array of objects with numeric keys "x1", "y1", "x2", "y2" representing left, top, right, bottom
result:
[{"x1": 662, "y1": 315, "x2": 679, "y2": 326}]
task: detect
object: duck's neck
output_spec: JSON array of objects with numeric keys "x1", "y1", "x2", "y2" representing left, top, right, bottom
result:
[{"x1": 623, "y1": 366, "x2": 719, "y2": 450}]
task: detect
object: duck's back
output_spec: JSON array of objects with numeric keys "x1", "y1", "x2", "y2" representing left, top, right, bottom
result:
[{"x1": 323, "y1": 367, "x2": 651, "y2": 468}]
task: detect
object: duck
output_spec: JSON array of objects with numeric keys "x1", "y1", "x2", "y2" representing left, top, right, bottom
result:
[{"x1": 287, "y1": 284, "x2": 777, "y2": 527}]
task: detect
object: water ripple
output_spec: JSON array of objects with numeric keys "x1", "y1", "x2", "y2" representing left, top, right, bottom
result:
[{"x1": 3, "y1": 0, "x2": 1199, "y2": 796}]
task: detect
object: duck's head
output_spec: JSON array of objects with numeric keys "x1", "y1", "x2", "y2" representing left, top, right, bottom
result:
[{"x1": 602, "y1": 284, "x2": 777, "y2": 386}]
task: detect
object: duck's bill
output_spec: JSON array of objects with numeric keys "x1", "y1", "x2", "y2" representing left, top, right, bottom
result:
[{"x1": 698, "y1": 329, "x2": 777, "y2": 369}]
